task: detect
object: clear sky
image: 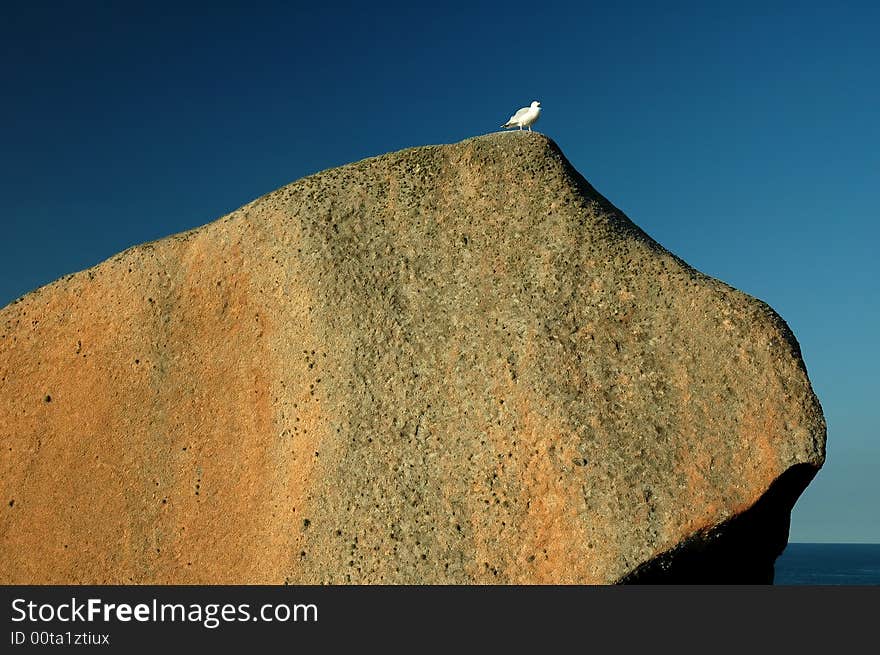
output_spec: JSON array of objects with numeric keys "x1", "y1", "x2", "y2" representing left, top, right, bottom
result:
[{"x1": 2, "y1": 1, "x2": 877, "y2": 542}]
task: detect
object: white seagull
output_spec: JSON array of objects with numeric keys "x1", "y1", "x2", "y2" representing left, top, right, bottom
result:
[{"x1": 502, "y1": 100, "x2": 542, "y2": 131}]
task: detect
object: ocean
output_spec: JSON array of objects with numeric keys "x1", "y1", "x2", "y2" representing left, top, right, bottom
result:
[{"x1": 774, "y1": 543, "x2": 880, "y2": 585}]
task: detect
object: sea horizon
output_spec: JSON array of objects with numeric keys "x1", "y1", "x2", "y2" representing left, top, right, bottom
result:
[{"x1": 775, "y1": 542, "x2": 880, "y2": 585}]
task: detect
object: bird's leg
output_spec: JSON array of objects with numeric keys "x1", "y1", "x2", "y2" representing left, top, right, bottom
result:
[{"x1": 528, "y1": 125, "x2": 532, "y2": 132}]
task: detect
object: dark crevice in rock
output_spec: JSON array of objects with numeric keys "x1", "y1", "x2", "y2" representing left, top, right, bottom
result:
[{"x1": 617, "y1": 463, "x2": 818, "y2": 584}]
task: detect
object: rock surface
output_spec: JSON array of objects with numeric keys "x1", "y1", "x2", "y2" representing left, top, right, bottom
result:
[{"x1": 0, "y1": 133, "x2": 825, "y2": 584}]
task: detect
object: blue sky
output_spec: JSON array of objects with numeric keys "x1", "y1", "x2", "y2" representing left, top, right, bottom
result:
[{"x1": 1, "y1": 1, "x2": 877, "y2": 542}]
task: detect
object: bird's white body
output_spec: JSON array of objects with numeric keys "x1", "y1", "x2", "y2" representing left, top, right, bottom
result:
[{"x1": 502, "y1": 100, "x2": 542, "y2": 131}]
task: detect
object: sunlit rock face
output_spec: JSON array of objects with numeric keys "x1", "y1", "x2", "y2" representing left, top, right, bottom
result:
[{"x1": 0, "y1": 133, "x2": 825, "y2": 584}]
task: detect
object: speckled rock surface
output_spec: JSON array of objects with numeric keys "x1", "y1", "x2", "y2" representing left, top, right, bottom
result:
[{"x1": 0, "y1": 133, "x2": 825, "y2": 584}]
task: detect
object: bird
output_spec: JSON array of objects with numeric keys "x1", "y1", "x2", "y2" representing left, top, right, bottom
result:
[{"x1": 502, "y1": 100, "x2": 542, "y2": 131}]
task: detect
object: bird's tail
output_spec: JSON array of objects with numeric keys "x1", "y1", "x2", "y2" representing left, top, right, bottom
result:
[{"x1": 501, "y1": 122, "x2": 511, "y2": 128}]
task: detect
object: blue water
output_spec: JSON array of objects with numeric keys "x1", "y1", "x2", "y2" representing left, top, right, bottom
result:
[{"x1": 775, "y1": 543, "x2": 880, "y2": 585}]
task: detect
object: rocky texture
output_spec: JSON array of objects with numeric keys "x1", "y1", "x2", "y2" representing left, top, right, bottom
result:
[{"x1": 0, "y1": 133, "x2": 825, "y2": 584}]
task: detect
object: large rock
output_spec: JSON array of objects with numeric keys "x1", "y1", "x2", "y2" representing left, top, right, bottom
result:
[{"x1": 0, "y1": 133, "x2": 825, "y2": 583}]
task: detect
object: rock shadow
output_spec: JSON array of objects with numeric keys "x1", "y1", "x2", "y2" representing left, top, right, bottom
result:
[{"x1": 618, "y1": 463, "x2": 818, "y2": 584}]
